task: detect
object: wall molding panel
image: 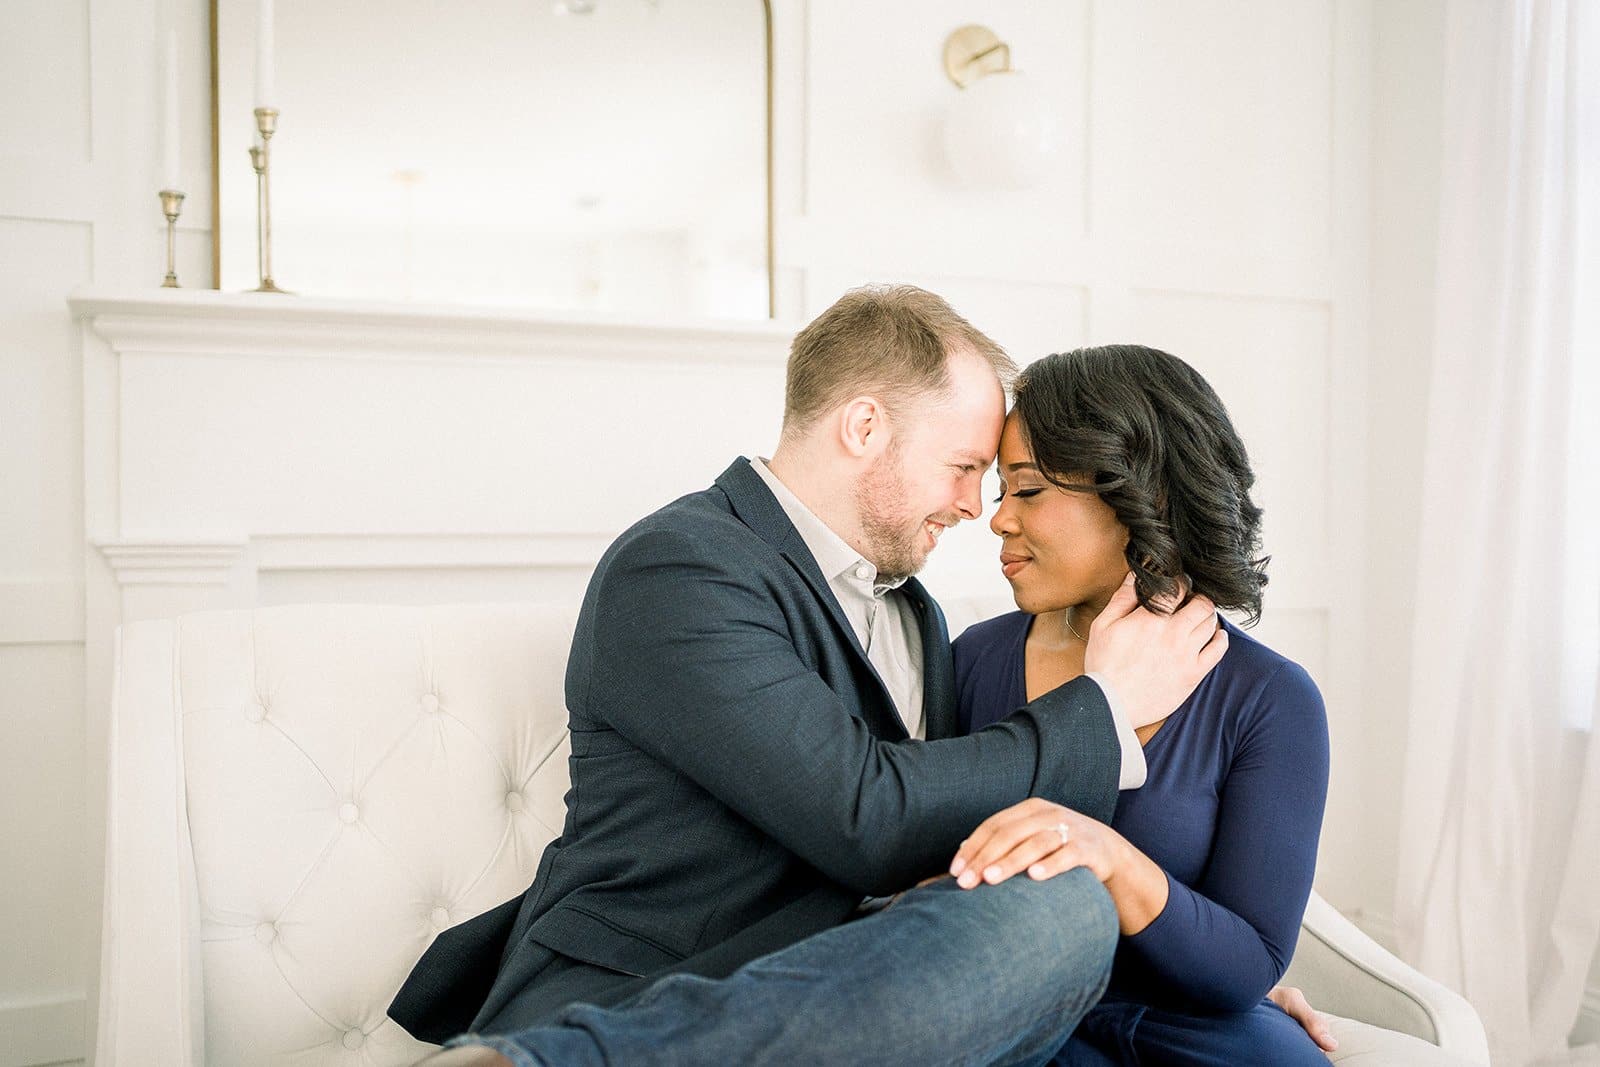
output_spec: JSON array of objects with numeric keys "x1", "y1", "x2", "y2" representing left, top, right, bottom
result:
[{"x1": 0, "y1": 581, "x2": 85, "y2": 646}]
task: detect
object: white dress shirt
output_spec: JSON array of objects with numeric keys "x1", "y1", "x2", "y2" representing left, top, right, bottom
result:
[
  {"x1": 753, "y1": 458, "x2": 925, "y2": 738},
  {"x1": 752, "y1": 458, "x2": 1145, "y2": 788}
]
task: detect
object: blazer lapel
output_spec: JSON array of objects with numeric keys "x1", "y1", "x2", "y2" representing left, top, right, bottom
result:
[
  {"x1": 714, "y1": 458, "x2": 908, "y2": 740},
  {"x1": 902, "y1": 578, "x2": 958, "y2": 741}
]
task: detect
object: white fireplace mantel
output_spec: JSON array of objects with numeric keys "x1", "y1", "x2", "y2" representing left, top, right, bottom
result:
[
  {"x1": 71, "y1": 288, "x2": 802, "y2": 835},
  {"x1": 70, "y1": 287, "x2": 798, "y2": 365}
]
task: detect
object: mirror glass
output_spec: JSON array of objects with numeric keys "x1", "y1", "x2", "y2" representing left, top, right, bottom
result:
[{"x1": 213, "y1": 0, "x2": 771, "y2": 318}]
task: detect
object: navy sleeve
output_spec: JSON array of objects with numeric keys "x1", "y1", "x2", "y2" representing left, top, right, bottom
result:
[
  {"x1": 1119, "y1": 661, "x2": 1329, "y2": 1011},
  {"x1": 584, "y1": 530, "x2": 1121, "y2": 896}
]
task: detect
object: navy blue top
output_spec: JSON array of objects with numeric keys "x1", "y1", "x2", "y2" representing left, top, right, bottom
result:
[{"x1": 953, "y1": 613, "x2": 1329, "y2": 1013}]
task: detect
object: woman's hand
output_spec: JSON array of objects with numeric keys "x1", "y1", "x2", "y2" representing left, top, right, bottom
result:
[
  {"x1": 1268, "y1": 986, "x2": 1338, "y2": 1051},
  {"x1": 949, "y1": 797, "x2": 1171, "y2": 934},
  {"x1": 949, "y1": 797, "x2": 1128, "y2": 888}
]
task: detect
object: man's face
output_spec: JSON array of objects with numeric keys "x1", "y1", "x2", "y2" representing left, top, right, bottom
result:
[{"x1": 853, "y1": 349, "x2": 1006, "y2": 580}]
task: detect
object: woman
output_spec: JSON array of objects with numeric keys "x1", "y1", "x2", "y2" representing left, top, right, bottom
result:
[{"x1": 950, "y1": 345, "x2": 1331, "y2": 1065}]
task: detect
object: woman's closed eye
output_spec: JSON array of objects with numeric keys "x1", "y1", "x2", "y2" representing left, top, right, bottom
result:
[{"x1": 992, "y1": 487, "x2": 1046, "y2": 503}]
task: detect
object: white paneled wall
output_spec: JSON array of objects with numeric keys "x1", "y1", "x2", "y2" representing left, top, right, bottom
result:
[
  {"x1": 797, "y1": 0, "x2": 1372, "y2": 936},
  {"x1": 6, "y1": 2, "x2": 1593, "y2": 1065}
]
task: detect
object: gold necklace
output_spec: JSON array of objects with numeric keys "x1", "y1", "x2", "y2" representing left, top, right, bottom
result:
[{"x1": 1065, "y1": 609, "x2": 1087, "y2": 643}]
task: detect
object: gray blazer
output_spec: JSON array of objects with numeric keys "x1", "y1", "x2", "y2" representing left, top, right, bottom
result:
[{"x1": 390, "y1": 457, "x2": 1121, "y2": 1042}]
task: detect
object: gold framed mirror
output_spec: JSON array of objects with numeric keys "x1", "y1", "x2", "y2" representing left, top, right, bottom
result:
[{"x1": 210, "y1": 0, "x2": 774, "y2": 319}]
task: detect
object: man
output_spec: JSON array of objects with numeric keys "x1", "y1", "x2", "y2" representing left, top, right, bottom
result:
[{"x1": 394, "y1": 286, "x2": 1329, "y2": 1064}]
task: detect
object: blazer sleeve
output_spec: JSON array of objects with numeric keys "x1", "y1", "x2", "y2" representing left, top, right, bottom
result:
[{"x1": 574, "y1": 526, "x2": 1122, "y2": 897}]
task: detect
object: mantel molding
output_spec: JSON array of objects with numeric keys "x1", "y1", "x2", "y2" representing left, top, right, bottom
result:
[
  {"x1": 252, "y1": 532, "x2": 617, "y2": 571},
  {"x1": 68, "y1": 288, "x2": 797, "y2": 366},
  {"x1": 94, "y1": 533, "x2": 619, "y2": 588},
  {"x1": 95, "y1": 540, "x2": 249, "y2": 586}
]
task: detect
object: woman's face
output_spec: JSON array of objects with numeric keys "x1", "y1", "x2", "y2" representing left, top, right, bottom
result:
[{"x1": 990, "y1": 413, "x2": 1131, "y2": 616}]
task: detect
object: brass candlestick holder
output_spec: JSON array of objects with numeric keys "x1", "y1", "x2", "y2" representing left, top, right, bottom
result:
[
  {"x1": 158, "y1": 189, "x2": 185, "y2": 287},
  {"x1": 248, "y1": 107, "x2": 290, "y2": 293}
]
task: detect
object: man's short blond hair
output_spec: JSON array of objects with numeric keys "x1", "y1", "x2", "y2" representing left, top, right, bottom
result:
[{"x1": 781, "y1": 285, "x2": 1016, "y2": 438}]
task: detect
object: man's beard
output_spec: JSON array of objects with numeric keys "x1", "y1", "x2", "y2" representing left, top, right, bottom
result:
[{"x1": 854, "y1": 446, "x2": 932, "y2": 582}]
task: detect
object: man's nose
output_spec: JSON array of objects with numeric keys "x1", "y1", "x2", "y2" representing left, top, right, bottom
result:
[{"x1": 955, "y1": 475, "x2": 983, "y2": 520}]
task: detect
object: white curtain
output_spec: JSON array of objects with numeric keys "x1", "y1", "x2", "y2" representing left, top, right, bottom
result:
[{"x1": 1395, "y1": 2, "x2": 1600, "y2": 1065}]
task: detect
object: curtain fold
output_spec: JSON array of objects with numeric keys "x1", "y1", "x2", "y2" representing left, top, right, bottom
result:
[{"x1": 1394, "y1": 2, "x2": 1600, "y2": 1065}]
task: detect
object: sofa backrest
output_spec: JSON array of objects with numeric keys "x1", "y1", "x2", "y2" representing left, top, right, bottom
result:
[{"x1": 105, "y1": 601, "x2": 580, "y2": 1065}]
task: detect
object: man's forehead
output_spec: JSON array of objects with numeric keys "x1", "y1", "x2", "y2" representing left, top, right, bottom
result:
[{"x1": 944, "y1": 354, "x2": 1006, "y2": 408}]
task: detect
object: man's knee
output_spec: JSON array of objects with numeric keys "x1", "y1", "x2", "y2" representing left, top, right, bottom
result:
[
  {"x1": 926, "y1": 867, "x2": 1117, "y2": 1002},
  {"x1": 1001, "y1": 867, "x2": 1116, "y2": 965}
]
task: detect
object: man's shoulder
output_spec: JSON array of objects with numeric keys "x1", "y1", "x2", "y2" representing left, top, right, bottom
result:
[
  {"x1": 592, "y1": 476, "x2": 792, "y2": 589},
  {"x1": 610, "y1": 483, "x2": 756, "y2": 556}
]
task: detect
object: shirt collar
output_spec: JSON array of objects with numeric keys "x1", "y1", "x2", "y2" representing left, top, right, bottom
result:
[{"x1": 750, "y1": 458, "x2": 907, "y2": 595}]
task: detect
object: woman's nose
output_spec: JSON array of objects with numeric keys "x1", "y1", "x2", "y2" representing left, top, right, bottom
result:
[{"x1": 990, "y1": 495, "x2": 1018, "y2": 536}]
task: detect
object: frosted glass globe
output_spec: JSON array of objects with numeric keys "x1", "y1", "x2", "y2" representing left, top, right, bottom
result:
[{"x1": 943, "y1": 71, "x2": 1061, "y2": 189}]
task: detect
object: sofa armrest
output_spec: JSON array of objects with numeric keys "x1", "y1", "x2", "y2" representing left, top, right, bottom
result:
[{"x1": 1282, "y1": 892, "x2": 1490, "y2": 1065}]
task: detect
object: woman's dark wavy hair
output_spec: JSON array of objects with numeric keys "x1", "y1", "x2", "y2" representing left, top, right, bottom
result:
[{"x1": 1011, "y1": 344, "x2": 1269, "y2": 625}]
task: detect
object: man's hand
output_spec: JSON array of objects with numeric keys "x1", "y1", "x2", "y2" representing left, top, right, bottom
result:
[
  {"x1": 1085, "y1": 574, "x2": 1228, "y2": 729},
  {"x1": 1268, "y1": 985, "x2": 1338, "y2": 1052}
]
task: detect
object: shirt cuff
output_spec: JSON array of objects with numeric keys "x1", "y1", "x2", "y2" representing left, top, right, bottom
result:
[{"x1": 1085, "y1": 671, "x2": 1147, "y2": 790}]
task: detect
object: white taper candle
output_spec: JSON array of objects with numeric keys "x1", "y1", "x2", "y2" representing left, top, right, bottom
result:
[
  {"x1": 254, "y1": 0, "x2": 274, "y2": 109},
  {"x1": 162, "y1": 29, "x2": 180, "y2": 189}
]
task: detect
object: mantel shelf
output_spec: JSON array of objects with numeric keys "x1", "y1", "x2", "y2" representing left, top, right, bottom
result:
[{"x1": 68, "y1": 287, "x2": 798, "y2": 365}]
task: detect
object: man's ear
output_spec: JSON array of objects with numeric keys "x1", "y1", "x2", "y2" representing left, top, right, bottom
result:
[{"x1": 837, "y1": 395, "x2": 888, "y2": 458}]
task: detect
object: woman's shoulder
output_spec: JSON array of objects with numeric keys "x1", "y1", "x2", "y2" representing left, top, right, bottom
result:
[
  {"x1": 952, "y1": 609, "x2": 1030, "y2": 654},
  {"x1": 1213, "y1": 619, "x2": 1326, "y2": 726},
  {"x1": 951, "y1": 609, "x2": 1029, "y2": 677}
]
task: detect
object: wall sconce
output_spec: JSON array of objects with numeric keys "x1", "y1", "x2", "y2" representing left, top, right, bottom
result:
[{"x1": 941, "y1": 25, "x2": 1060, "y2": 189}]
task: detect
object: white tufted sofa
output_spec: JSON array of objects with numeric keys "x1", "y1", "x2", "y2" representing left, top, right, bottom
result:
[{"x1": 97, "y1": 600, "x2": 1490, "y2": 1066}]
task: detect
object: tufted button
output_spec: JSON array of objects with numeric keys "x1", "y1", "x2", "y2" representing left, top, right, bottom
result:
[
  {"x1": 338, "y1": 802, "x2": 360, "y2": 825},
  {"x1": 505, "y1": 791, "x2": 525, "y2": 813},
  {"x1": 342, "y1": 1029, "x2": 364, "y2": 1050},
  {"x1": 430, "y1": 906, "x2": 451, "y2": 928},
  {"x1": 420, "y1": 693, "x2": 440, "y2": 714},
  {"x1": 245, "y1": 702, "x2": 266, "y2": 723},
  {"x1": 254, "y1": 922, "x2": 276, "y2": 944}
]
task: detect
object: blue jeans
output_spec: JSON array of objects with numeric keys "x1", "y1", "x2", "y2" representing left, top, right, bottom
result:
[
  {"x1": 444, "y1": 867, "x2": 1117, "y2": 1067},
  {"x1": 1055, "y1": 996, "x2": 1330, "y2": 1066}
]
